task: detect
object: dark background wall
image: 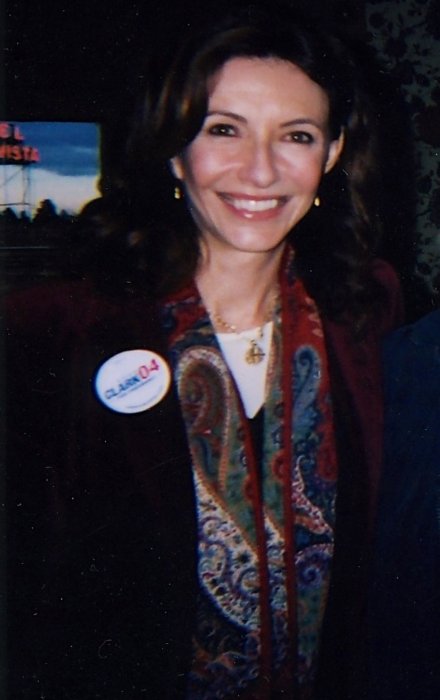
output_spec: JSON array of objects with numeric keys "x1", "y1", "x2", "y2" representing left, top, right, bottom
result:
[
  {"x1": 4, "y1": 0, "x2": 367, "y2": 121},
  {"x1": 366, "y1": 0, "x2": 440, "y2": 304}
]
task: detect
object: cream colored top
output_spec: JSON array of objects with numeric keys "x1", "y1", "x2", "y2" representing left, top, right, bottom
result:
[{"x1": 216, "y1": 321, "x2": 273, "y2": 418}]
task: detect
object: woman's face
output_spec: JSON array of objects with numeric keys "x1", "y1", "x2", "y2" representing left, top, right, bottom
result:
[{"x1": 171, "y1": 57, "x2": 344, "y2": 258}]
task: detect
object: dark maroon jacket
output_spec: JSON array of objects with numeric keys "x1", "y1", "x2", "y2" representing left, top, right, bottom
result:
[{"x1": 5, "y1": 260, "x2": 402, "y2": 700}]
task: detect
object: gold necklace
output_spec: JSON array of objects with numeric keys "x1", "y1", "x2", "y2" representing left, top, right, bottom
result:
[
  {"x1": 244, "y1": 331, "x2": 267, "y2": 365},
  {"x1": 209, "y1": 290, "x2": 278, "y2": 365},
  {"x1": 211, "y1": 314, "x2": 267, "y2": 364}
]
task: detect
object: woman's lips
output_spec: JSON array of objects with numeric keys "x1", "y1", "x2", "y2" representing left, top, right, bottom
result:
[{"x1": 218, "y1": 193, "x2": 288, "y2": 219}]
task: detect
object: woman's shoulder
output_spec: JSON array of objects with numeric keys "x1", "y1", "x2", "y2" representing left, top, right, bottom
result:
[
  {"x1": 5, "y1": 276, "x2": 155, "y2": 338},
  {"x1": 369, "y1": 258, "x2": 404, "y2": 333},
  {"x1": 5, "y1": 277, "x2": 94, "y2": 332},
  {"x1": 371, "y1": 257, "x2": 400, "y2": 292}
]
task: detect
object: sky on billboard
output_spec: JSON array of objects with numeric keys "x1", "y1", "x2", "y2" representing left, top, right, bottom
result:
[{"x1": 1, "y1": 122, "x2": 101, "y2": 215}]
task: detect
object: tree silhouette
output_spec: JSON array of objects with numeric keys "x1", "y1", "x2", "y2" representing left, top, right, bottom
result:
[{"x1": 33, "y1": 198, "x2": 58, "y2": 224}]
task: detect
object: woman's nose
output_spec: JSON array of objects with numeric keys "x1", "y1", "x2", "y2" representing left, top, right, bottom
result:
[{"x1": 238, "y1": 139, "x2": 279, "y2": 188}]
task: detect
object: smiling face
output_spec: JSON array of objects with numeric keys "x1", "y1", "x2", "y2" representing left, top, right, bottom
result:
[{"x1": 171, "y1": 57, "x2": 344, "y2": 258}]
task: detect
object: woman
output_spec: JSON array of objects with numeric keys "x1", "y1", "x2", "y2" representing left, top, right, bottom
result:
[{"x1": 6, "y1": 7, "x2": 402, "y2": 700}]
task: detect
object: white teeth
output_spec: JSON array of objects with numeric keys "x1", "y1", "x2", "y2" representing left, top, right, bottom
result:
[{"x1": 230, "y1": 198, "x2": 279, "y2": 212}]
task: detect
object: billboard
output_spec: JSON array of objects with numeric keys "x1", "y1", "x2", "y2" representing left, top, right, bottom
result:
[{"x1": 0, "y1": 122, "x2": 100, "y2": 215}]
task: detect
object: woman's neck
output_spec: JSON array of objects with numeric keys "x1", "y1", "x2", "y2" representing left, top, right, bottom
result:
[{"x1": 196, "y1": 245, "x2": 285, "y2": 332}]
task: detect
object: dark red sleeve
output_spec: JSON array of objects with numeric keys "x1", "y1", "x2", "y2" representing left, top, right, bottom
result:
[{"x1": 371, "y1": 257, "x2": 405, "y2": 333}]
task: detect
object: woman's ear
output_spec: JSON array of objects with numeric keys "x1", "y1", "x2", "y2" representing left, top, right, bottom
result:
[
  {"x1": 324, "y1": 130, "x2": 345, "y2": 174},
  {"x1": 169, "y1": 156, "x2": 184, "y2": 181}
]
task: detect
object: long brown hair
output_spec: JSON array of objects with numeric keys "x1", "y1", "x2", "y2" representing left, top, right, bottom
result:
[{"x1": 81, "y1": 4, "x2": 385, "y2": 324}]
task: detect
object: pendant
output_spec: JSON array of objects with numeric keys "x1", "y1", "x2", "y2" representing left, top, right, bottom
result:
[{"x1": 245, "y1": 339, "x2": 265, "y2": 365}]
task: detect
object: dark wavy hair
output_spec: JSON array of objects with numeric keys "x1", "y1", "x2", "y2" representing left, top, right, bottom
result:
[{"x1": 81, "y1": 4, "x2": 385, "y2": 325}]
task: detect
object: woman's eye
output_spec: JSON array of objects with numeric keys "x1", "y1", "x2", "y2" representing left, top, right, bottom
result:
[
  {"x1": 285, "y1": 131, "x2": 315, "y2": 144},
  {"x1": 207, "y1": 123, "x2": 237, "y2": 137}
]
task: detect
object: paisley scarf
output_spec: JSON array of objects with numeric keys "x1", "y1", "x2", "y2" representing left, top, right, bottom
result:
[{"x1": 161, "y1": 252, "x2": 338, "y2": 699}]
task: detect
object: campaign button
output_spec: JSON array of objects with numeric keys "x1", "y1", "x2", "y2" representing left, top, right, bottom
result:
[{"x1": 94, "y1": 349, "x2": 171, "y2": 413}]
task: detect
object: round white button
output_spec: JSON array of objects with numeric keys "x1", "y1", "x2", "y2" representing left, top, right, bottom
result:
[{"x1": 94, "y1": 349, "x2": 171, "y2": 414}]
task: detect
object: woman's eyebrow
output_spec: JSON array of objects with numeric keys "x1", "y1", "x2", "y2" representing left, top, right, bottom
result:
[
  {"x1": 206, "y1": 110, "x2": 247, "y2": 123},
  {"x1": 280, "y1": 118, "x2": 322, "y2": 129}
]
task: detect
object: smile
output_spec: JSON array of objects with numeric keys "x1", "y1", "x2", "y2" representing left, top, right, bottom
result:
[{"x1": 219, "y1": 193, "x2": 286, "y2": 214}]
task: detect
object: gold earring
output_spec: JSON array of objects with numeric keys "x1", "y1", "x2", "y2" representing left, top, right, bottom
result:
[
  {"x1": 314, "y1": 196, "x2": 321, "y2": 207},
  {"x1": 174, "y1": 185, "x2": 182, "y2": 200}
]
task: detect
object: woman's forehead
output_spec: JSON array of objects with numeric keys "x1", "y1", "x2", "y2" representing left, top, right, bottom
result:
[{"x1": 206, "y1": 56, "x2": 330, "y2": 123}]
